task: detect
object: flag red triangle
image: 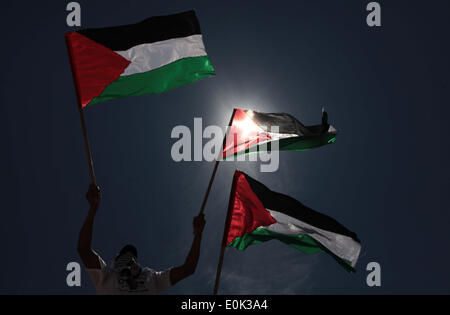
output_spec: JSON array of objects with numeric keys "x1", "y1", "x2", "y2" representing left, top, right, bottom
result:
[
  {"x1": 65, "y1": 32, "x2": 131, "y2": 108},
  {"x1": 223, "y1": 109, "x2": 272, "y2": 158},
  {"x1": 225, "y1": 171, "x2": 277, "y2": 246}
]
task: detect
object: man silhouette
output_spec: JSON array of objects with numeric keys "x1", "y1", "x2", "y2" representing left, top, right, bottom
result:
[{"x1": 78, "y1": 184, "x2": 205, "y2": 294}]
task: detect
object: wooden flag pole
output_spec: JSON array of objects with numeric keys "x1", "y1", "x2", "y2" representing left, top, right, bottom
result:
[
  {"x1": 65, "y1": 34, "x2": 97, "y2": 186},
  {"x1": 213, "y1": 170, "x2": 239, "y2": 295},
  {"x1": 78, "y1": 108, "x2": 97, "y2": 186},
  {"x1": 198, "y1": 108, "x2": 236, "y2": 215},
  {"x1": 213, "y1": 243, "x2": 227, "y2": 295},
  {"x1": 198, "y1": 159, "x2": 220, "y2": 215}
]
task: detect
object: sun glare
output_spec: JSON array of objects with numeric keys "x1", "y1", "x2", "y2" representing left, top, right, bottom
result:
[{"x1": 233, "y1": 113, "x2": 263, "y2": 139}]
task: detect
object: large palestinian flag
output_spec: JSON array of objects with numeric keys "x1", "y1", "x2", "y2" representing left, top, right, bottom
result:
[
  {"x1": 224, "y1": 171, "x2": 361, "y2": 272},
  {"x1": 65, "y1": 10, "x2": 215, "y2": 108},
  {"x1": 222, "y1": 108, "x2": 338, "y2": 158}
]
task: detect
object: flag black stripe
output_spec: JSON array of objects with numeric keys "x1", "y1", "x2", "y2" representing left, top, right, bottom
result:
[
  {"x1": 77, "y1": 10, "x2": 201, "y2": 52},
  {"x1": 248, "y1": 111, "x2": 313, "y2": 136},
  {"x1": 243, "y1": 173, "x2": 360, "y2": 242}
]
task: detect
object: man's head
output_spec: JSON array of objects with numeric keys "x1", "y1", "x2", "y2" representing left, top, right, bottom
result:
[
  {"x1": 117, "y1": 244, "x2": 138, "y2": 260},
  {"x1": 114, "y1": 244, "x2": 141, "y2": 277}
]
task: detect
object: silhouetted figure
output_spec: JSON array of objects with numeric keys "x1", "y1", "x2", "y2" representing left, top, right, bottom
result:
[{"x1": 78, "y1": 184, "x2": 205, "y2": 294}]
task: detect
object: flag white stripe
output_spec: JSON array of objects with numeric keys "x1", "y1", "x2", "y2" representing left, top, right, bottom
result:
[
  {"x1": 264, "y1": 209, "x2": 361, "y2": 267},
  {"x1": 115, "y1": 34, "x2": 207, "y2": 76}
]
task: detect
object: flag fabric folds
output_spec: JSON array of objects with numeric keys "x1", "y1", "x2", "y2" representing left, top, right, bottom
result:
[
  {"x1": 224, "y1": 171, "x2": 361, "y2": 272},
  {"x1": 65, "y1": 10, "x2": 215, "y2": 108},
  {"x1": 222, "y1": 108, "x2": 338, "y2": 158}
]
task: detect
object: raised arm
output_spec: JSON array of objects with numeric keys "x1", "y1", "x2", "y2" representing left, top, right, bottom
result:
[
  {"x1": 77, "y1": 184, "x2": 102, "y2": 269},
  {"x1": 170, "y1": 214, "x2": 206, "y2": 285}
]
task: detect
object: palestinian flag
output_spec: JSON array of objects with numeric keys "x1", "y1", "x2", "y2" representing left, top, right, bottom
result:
[
  {"x1": 65, "y1": 10, "x2": 215, "y2": 108},
  {"x1": 222, "y1": 108, "x2": 337, "y2": 158},
  {"x1": 224, "y1": 171, "x2": 361, "y2": 272}
]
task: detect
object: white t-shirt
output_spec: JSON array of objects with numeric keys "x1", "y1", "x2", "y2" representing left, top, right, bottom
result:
[{"x1": 86, "y1": 256, "x2": 172, "y2": 295}]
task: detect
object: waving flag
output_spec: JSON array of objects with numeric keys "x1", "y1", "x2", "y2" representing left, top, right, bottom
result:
[
  {"x1": 65, "y1": 10, "x2": 215, "y2": 108},
  {"x1": 224, "y1": 171, "x2": 361, "y2": 272},
  {"x1": 223, "y1": 108, "x2": 337, "y2": 158}
]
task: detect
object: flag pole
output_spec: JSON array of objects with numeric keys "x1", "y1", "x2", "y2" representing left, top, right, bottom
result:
[
  {"x1": 198, "y1": 159, "x2": 220, "y2": 215},
  {"x1": 77, "y1": 107, "x2": 97, "y2": 186},
  {"x1": 198, "y1": 108, "x2": 236, "y2": 215},
  {"x1": 65, "y1": 34, "x2": 97, "y2": 186},
  {"x1": 213, "y1": 243, "x2": 227, "y2": 295},
  {"x1": 213, "y1": 170, "x2": 239, "y2": 295}
]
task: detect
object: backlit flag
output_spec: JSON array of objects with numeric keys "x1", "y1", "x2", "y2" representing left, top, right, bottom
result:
[{"x1": 222, "y1": 108, "x2": 338, "y2": 158}]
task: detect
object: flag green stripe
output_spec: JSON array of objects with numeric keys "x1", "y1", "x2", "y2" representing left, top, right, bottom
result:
[
  {"x1": 88, "y1": 56, "x2": 215, "y2": 106},
  {"x1": 278, "y1": 134, "x2": 336, "y2": 151},
  {"x1": 227, "y1": 228, "x2": 323, "y2": 253},
  {"x1": 228, "y1": 228, "x2": 354, "y2": 272},
  {"x1": 223, "y1": 133, "x2": 337, "y2": 159}
]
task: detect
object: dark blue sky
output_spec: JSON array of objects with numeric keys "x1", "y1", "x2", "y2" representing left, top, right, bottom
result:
[{"x1": 1, "y1": 0, "x2": 449, "y2": 294}]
